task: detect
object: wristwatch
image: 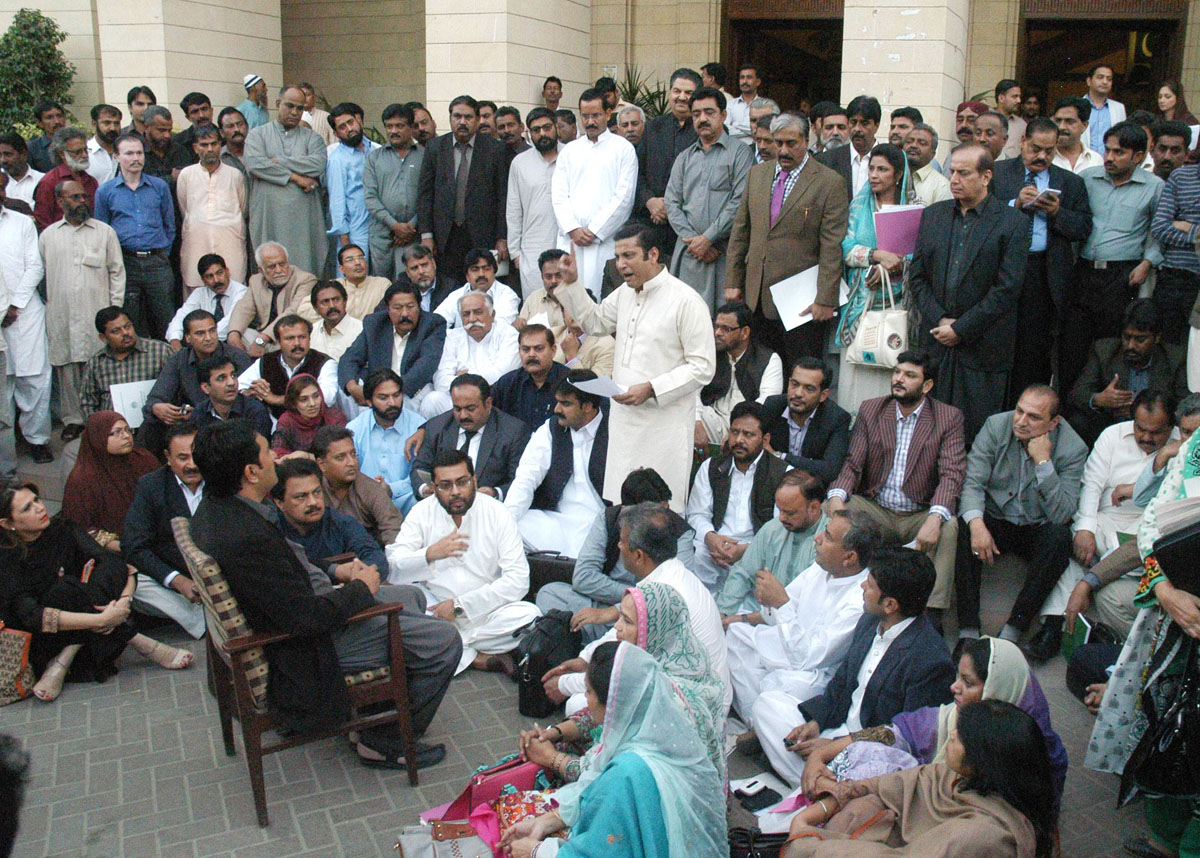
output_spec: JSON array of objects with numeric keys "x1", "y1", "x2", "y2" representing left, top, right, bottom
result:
[
  {"x1": 254, "y1": 336, "x2": 266, "y2": 347},
  {"x1": 452, "y1": 600, "x2": 465, "y2": 618}
]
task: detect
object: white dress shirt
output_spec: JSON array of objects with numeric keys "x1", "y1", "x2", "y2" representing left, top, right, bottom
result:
[
  {"x1": 238, "y1": 350, "x2": 339, "y2": 406},
  {"x1": 1053, "y1": 144, "x2": 1104, "y2": 175},
  {"x1": 6, "y1": 168, "x2": 43, "y2": 207},
  {"x1": 391, "y1": 328, "x2": 410, "y2": 374},
  {"x1": 163, "y1": 477, "x2": 206, "y2": 588},
  {"x1": 164, "y1": 280, "x2": 249, "y2": 342},
  {"x1": 912, "y1": 163, "x2": 952, "y2": 205},
  {"x1": 687, "y1": 450, "x2": 764, "y2": 545},
  {"x1": 85, "y1": 137, "x2": 118, "y2": 185},
  {"x1": 0, "y1": 207, "x2": 46, "y2": 376},
  {"x1": 309, "y1": 314, "x2": 362, "y2": 361},
  {"x1": 432, "y1": 323, "x2": 520, "y2": 391},
  {"x1": 434, "y1": 281, "x2": 521, "y2": 329},
  {"x1": 839, "y1": 615, "x2": 915, "y2": 734},
  {"x1": 850, "y1": 148, "x2": 871, "y2": 196}
]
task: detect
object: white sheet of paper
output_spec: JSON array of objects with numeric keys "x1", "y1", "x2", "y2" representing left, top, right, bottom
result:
[
  {"x1": 768, "y1": 266, "x2": 849, "y2": 331},
  {"x1": 573, "y1": 377, "x2": 628, "y2": 398},
  {"x1": 110, "y1": 379, "x2": 157, "y2": 428}
]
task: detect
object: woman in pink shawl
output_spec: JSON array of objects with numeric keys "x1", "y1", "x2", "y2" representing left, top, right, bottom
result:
[{"x1": 270, "y1": 374, "x2": 346, "y2": 456}]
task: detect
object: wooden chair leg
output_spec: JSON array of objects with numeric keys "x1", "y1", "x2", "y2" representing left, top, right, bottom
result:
[
  {"x1": 241, "y1": 718, "x2": 269, "y2": 827},
  {"x1": 208, "y1": 638, "x2": 236, "y2": 757},
  {"x1": 385, "y1": 612, "x2": 420, "y2": 786}
]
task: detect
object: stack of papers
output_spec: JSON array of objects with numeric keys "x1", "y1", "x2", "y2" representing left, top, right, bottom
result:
[
  {"x1": 1153, "y1": 494, "x2": 1200, "y2": 537},
  {"x1": 768, "y1": 266, "x2": 851, "y2": 331}
]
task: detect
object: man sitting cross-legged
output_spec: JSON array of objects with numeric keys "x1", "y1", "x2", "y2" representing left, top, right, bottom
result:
[
  {"x1": 191, "y1": 419, "x2": 459, "y2": 769},
  {"x1": 345, "y1": 368, "x2": 425, "y2": 514},
  {"x1": 753, "y1": 547, "x2": 955, "y2": 787},
  {"x1": 386, "y1": 449, "x2": 542, "y2": 675}
]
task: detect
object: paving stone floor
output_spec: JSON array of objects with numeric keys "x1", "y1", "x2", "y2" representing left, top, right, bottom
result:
[{"x1": 2, "y1": 435, "x2": 1148, "y2": 857}]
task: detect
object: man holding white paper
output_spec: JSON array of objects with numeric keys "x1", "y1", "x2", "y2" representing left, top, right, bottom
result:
[{"x1": 552, "y1": 222, "x2": 715, "y2": 511}]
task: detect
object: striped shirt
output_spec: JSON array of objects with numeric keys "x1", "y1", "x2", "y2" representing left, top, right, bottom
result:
[
  {"x1": 773, "y1": 153, "x2": 811, "y2": 207},
  {"x1": 79, "y1": 337, "x2": 174, "y2": 418},
  {"x1": 1150, "y1": 163, "x2": 1200, "y2": 274},
  {"x1": 877, "y1": 400, "x2": 925, "y2": 512}
]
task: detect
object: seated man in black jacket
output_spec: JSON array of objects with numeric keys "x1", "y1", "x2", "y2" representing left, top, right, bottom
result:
[
  {"x1": 762, "y1": 357, "x2": 851, "y2": 485},
  {"x1": 191, "y1": 420, "x2": 460, "y2": 769},
  {"x1": 753, "y1": 547, "x2": 955, "y2": 787},
  {"x1": 123, "y1": 423, "x2": 208, "y2": 638}
]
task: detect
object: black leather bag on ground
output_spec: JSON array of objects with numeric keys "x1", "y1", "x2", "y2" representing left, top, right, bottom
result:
[
  {"x1": 515, "y1": 609, "x2": 581, "y2": 718},
  {"x1": 728, "y1": 827, "x2": 789, "y2": 858},
  {"x1": 1121, "y1": 636, "x2": 1200, "y2": 801},
  {"x1": 525, "y1": 551, "x2": 575, "y2": 600}
]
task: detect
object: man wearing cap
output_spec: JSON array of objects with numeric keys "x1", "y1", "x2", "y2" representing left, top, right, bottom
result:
[{"x1": 237, "y1": 75, "x2": 270, "y2": 130}]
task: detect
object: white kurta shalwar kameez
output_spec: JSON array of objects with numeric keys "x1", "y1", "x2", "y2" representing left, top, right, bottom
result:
[
  {"x1": 726, "y1": 559, "x2": 868, "y2": 723},
  {"x1": 0, "y1": 208, "x2": 49, "y2": 444},
  {"x1": 423, "y1": 323, "x2": 520, "y2": 417},
  {"x1": 507, "y1": 144, "x2": 563, "y2": 299},
  {"x1": 40, "y1": 218, "x2": 126, "y2": 366},
  {"x1": 551, "y1": 130, "x2": 637, "y2": 299},
  {"x1": 176, "y1": 161, "x2": 248, "y2": 292},
  {"x1": 553, "y1": 267, "x2": 716, "y2": 512},
  {"x1": 386, "y1": 493, "x2": 541, "y2": 673}
]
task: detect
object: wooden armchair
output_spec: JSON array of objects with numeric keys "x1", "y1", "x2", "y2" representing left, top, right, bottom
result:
[{"x1": 170, "y1": 517, "x2": 420, "y2": 827}]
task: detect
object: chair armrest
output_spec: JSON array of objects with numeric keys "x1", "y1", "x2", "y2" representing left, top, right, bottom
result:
[
  {"x1": 345, "y1": 602, "x2": 407, "y2": 624},
  {"x1": 222, "y1": 630, "x2": 292, "y2": 653}
]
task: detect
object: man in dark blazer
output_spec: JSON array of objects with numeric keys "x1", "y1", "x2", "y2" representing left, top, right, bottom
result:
[
  {"x1": 396, "y1": 243, "x2": 458, "y2": 315},
  {"x1": 1066, "y1": 298, "x2": 1189, "y2": 446},
  {"x1": 634, "y1": 67, "x2": 700, "y2": 251},
  {"x1": 727, "y1": 113, "x2": 849, "y2": 367},
  {"x1": 991, "y1": 117, "x2": 1092, "y2": 402},
  {"x1": 827, "y1": 351, "x2": 966, "y2": 628},
  {"x1": 762, "y1": 356, "x2": 850, "y2": 485},
  {"x1": 338, "y1": 281, "x2": 447, "y2": 410},
  {"x1": 815, "y1": 95, "x2": 882, "y2": 200},
  {"x1": 416, "y1": 95, "x2": 508, "y2": 283},
  {"x1": 409, "y1": 374, "x2": 531, "y2": 502},
  {"x1": 190, "y1": 420, "x2": 458, "y2": 768},
  {"x1": 123, "y1": 423, "x2": 208, "y2": 639},
  {"x1": 909, "y1": 141, "x2": 1031, "y2": 444},
  {"x1": 752, "y1": 548, "x2": 954, "y2": 788}
]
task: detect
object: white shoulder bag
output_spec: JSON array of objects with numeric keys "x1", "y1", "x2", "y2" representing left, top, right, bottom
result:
[{"x1": 844, "y1": 265, "x2": 908, "y2": 369}]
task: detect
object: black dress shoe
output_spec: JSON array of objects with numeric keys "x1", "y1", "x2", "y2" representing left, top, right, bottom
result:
[
  {"x1": 29, "y1": 444, "x2": 53, "y2": 463},
  {"x1": 1020, "y1": 620, "x2": 1063, "y2": 663}
]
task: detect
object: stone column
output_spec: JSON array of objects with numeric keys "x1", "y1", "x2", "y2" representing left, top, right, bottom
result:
[
  {"x1": 840, "y1": 0, "x2": 970, "y2": 164},
  {"x1": 425, "y1": 0, "x2": 592, "y2": 122}
]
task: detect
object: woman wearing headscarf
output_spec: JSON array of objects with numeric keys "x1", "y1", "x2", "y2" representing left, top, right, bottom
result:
[
  {"x1": 834, "y1": 143, "x2": 920, "y2": 414},
  {"x1": 60, "y1": 411, "x2": 159, "y2": 553},
  {"x1": 270, "y1": 374, "x2": 347, "y2": 457},
  {"x1": 518, "y1": 582, "x2": 727, "y2": 783},
  {"x1": 502, "y1": 642, "x2": 727, "y2": 858},
  {"x1": 1, "y1": 483, "x2": 193, "y2": 702},
  {"x1": 796, "y1": 636, "x2": 1067, "y2": 824}
]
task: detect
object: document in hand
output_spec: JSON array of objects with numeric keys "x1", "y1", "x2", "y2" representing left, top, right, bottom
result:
[
  {"x1": 572, "y1": 377, "x2": 628, "y2": 398},
  {"x1": 873, "y1": 204, "x2": 925, "y2": 256},
  {"x1": 110, "y1": 379, "x2": 157, "y2": 428},
  {"x1": 769, "y1": 266, "x2": 850, "y2": 331}
]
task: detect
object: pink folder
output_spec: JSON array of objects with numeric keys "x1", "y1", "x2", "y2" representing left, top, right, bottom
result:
[{"x1": 873, "y1": 205, "x2": 925, "y2": 256}]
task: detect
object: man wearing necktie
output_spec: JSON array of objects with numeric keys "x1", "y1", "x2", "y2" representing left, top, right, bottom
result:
[
  {"x1": 726, "y1": 112, "x2": 849, "y2": 369},
  {"x1": 164, "y1": 254, "x2": 249, "y2": 349},
  {"x1": 990, "y1": 117, "x2": 1092, "y2": 405}
]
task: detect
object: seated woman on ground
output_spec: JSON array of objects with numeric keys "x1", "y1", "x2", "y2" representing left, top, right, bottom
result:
[
  {"x1": 60, "y1": 411, "x2": 159, "y2": 553},
  {"x1": 501, "y1": 642, "x2": 727, "y2": 858},
  {"x1": 270, "y1": 373, "x2": 346, "y2": 458},
  {"x1": 785, "y1": 700, "x2": 1057, "y2": 858},
  {"x1": 790, "y1": 636, "x2": 1067, "y2": 832},
  {"x1": 0, "y1": 483, "x2": 193, "y2": 702},
  {"x1": 517, "y1": 582, "x2": 726, "y2": 783}
]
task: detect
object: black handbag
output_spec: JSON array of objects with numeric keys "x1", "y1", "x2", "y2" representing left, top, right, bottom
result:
[
  {"x1": 1121, "y1": 636, "x2": 1200, "y2": 802},
  {"x1": 514, "y1": 610, "x2": 581, "y2": 718},
  {"x1": 728, "y1": 826, "x2": 788, "y2": 858}
]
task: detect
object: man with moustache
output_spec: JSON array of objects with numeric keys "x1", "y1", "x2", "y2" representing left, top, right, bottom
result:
[
  {"x1": 405, "y1": 102, "x2": 438, "y2": 148},
  {"x1": 27, "y1": 100, "x2": 66, "y2": 173},
  {"x1": 217, "y1": 107, "x2": 249, "y2": 174},
  {"x1": 817, "y1": 95, "x2": 882, "y2": 199},
  {"x1": 1149, "y1": 120, "x2": 1191, "y2": 180},
  {"x1": 478, "y1": 102, "x2": 499, "y2": 139},
  {"x1": 496, "y1": 107, "x2": 530, "y2": 166},
  {"x1": 616, "y1": 106, "x2": 645, "y2": 146},
  {"x1": 79, "y1": 307, "x2": 172, "y2": 419},
  {"x1": 34, "y1": 127, "x2": 98, "y2": 230},
  {"x1": 295, "y1": 244, "x2": 390, "y2": 326},
  {"x1": 753, "y1": 116, "x2": 777, "y2": 164},
  {"x1": 363, "y1": 103, "x2": 424, "y2": 280},
  {"x1": 226, "y1": 241, "x2": 317, "y2": 356},
  {"x1": 399, "y1": 244, "x2": 455, "y2": 313},
  {"x1": 0, "y1": 132, "x2": 44, "y2": 208},
  {"x1": 973, "y1": 111, "x2": 1009, "y2": 163},
  {"x1": 994, "y1": 79, "x2": 1026, "y2": 160},
  {"x1": 552, "y1": 89, "x2": 638, "y2": 298},
  {"x1": 1051, "y1": 97, "x2": 1104, "y2": 175},
  {"x1": 176, "y1": 125, "x2": 248, "y2": 292},
  {"x1": 425, "y1": 291, "x2": 520, "y2": 418},
  {"x1": 307, "y1": 280, "x2": 362, "y2": 362},
  {"x1": 346, "y1": 368, "x2": 426, "y2": 513},
  {"x1": 313, "y1": 425, "x2": 404, "y2": 546},
  {"x1": 507, "y1": 107, "x2": 563, "y2": 299},
  {"x1": 1021, "y1": 93, "x2": 1042, "y2": 121},
  {"x1": 942, "y1": 101, "x2": 989, "y2": 172},
  {"x1": 492, "y1": 323, "x2": 569, "y2": 431},
  {"x1": 666, "y1": 86, "x2": 754, "y2": 312},
  {"x1": 327, "y1": 102, "x2": 380, "y2": 267},
  {"x1": 905, "y1": 123, "x2": 952, "y2": 204},
  {"x1": 338, "y1": 280, "x2": 447, "y2": 414},
  {"x1": 387, "y1": 449, "x2": 541, "y2": 676},
  {"x1": 238, "y1": 314, "x2": 336, "y2": 416},
  {"x1": 173, "y1": 92, "x2": 214, "y2": 164},
  {"x1": 165, "y1": 255, "x2": 249, "y2": 348},
  {"x1": 992, "y1": 117, "x2": 1092, "y2": 401},
  {"x1": 244, "y1": 85, "x2": 328, "y2": 275},
  {"x1": 505, "y1": 369, "x2": 608, "y2": 556},
  {"x1": 636, "y1": 68, "x2": 700, "y2": 236},
  {"x1": 816, "y1": 104, "x2": 849, "y2": 153},
  {"x1": 236, "y1": 74, "x2": 270, "y2": 130},
  {"x1": 514, "y1": 249, "x2": 570, "y2": 341},
  {"x1": 695, "y1": 301, "x2": 783, "y2": 449},
  {"x1": 140, "y1": 105, "x2": 190, "y2": 184},
  {"x1": 542, "y1": 77, "x2": 563, "y2": 112},
  {"x1": 433, "y1": 248, "x2": 520, "y2": 329},
  {"x1": 418, "y1": 95, "x2": 509, "y2": 282},
  {"x1": 887, "y1": 107, "x2": 922, "y2": 148},
  {"x1": 726, "y1": 64, "x2": 763, "y2": 145},
  {"x1": 188, "y1": 354, "x2": 272, "y2": 437},
  {"x1": 555, "y1": 109, "x2": 577, "y2": 144},
  {"x1": 40, "y1": 179, "x2": 125, "y2": 441},
  {"x1": 122, "y1": 423, "x2": 208, "y2": 638},
  {"x1": 85, "y1": 104, "x2": 121, "y2": 184}
]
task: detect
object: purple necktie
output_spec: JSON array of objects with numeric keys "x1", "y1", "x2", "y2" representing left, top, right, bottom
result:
[{"x1": 770, "y1": 169, "x2": 790, "y2": 226}]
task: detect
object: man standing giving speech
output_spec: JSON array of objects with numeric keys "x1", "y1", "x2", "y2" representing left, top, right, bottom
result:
[{"x1": 551, "y1": 222, "x2": 715, "y2": 511}]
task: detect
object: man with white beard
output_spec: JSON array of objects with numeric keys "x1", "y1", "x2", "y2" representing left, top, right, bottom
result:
[{"x1": 423, "y1": 290, "x2": 519, "y2": 418}]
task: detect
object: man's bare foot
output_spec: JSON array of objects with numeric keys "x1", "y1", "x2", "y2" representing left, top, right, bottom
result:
[
  {"x1": 735, "y1": 729, "x2": 760, "y2": 754},
  {"x1": 472, "y1": 651, "x2": 516, "y2": 678}
]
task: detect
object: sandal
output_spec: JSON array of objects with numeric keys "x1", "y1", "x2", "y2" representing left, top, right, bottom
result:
[
  {"x1": 356, "y1": 738, "x2": 446, "y2": 771},
  {"x1": 33, "y1": 656, "x2": 71, "y2": 702},
  {"x1": 139, "y1": 640, "x2": 194, "y2": 670}
]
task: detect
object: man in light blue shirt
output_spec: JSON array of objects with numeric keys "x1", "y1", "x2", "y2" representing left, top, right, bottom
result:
[
  {"x1": 327, "y1": 102, "x2": 380, "y2": 267},
  {"x1": 236, "y1": 74, "x2": 271, "y2": 130},
  {"x1": 346, "y1": 368, "x2": 424, "y2": 513},
  {"x1": 1085, "y1": 63, "x2": 1125, "y2": 153}
]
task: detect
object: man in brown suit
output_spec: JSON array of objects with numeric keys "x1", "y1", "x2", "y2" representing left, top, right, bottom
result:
[
  {"x1": 826, "y1": 351, "x2": 966, "y2": 630},
  {"x1": 726, "y1": 112, "x2": 849, "y2": 367}
]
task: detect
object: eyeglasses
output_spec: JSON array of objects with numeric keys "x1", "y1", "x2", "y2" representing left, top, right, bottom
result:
[
  {"x1": 341, "y1": 254, "x2": 366, "y2": 264},
  {"x1": 713, "y1": 324, "x2": 743, "y2": 334},
  {"x1": 434, "y1": 476, "x2": 474, "y2": 492}
]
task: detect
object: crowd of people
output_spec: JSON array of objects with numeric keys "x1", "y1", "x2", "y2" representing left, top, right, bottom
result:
[{"x1": 3, "y1": 59, "x2": 1200, "y2": 858}]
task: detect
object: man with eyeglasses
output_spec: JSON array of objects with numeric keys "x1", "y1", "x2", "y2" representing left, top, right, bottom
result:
[
  {"x1": 33, "y1": 127, "x2": 99, "y2": 230},
  {"x1": 695, "y1": 301, "x2": 782, "y2": 449},
  {"x1": 296, "y1": 243, "x2": 389, "y2": 324},
  {"x1": 386, "y1": 448, "x2": 541, "y2": 676}
]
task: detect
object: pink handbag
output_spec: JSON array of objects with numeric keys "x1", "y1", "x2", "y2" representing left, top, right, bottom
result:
[{"x1": 442, "y1": 758, "x2": 544, "y2": 821}]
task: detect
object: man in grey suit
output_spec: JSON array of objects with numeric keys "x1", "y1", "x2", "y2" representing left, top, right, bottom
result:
[{"x1": 417, "y1": 95, "x2": 508, "y2": 283}]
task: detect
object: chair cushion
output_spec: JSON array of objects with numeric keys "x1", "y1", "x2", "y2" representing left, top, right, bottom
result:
[
  {"x1": 345, "y1": 666, "x2": 391, "y2": 687},
  {"x1": 171, "y1": 517, "x2": 269, "y2": 711}
]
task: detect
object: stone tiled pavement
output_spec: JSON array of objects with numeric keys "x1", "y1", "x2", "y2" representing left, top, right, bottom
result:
[{"x1": 2, "y1": 436, "x2": 1149, "y2": 858}]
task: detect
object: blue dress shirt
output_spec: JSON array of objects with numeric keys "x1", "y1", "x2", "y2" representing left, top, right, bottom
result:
[
  {"x1": 94, "y1": 173, "x2": 176, "y2": 251},
  {"x1": 346, "y1": 406, "x2": 426, "y2": 513}
]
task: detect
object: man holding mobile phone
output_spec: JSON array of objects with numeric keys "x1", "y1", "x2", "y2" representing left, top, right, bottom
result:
[{"x1": 992, "y1": 116, "x2": 1092, "y2": 406}]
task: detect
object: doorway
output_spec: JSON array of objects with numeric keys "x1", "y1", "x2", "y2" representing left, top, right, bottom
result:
[{"x1": 725, "y1": 18, "x2": 843, "y2": 112}]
